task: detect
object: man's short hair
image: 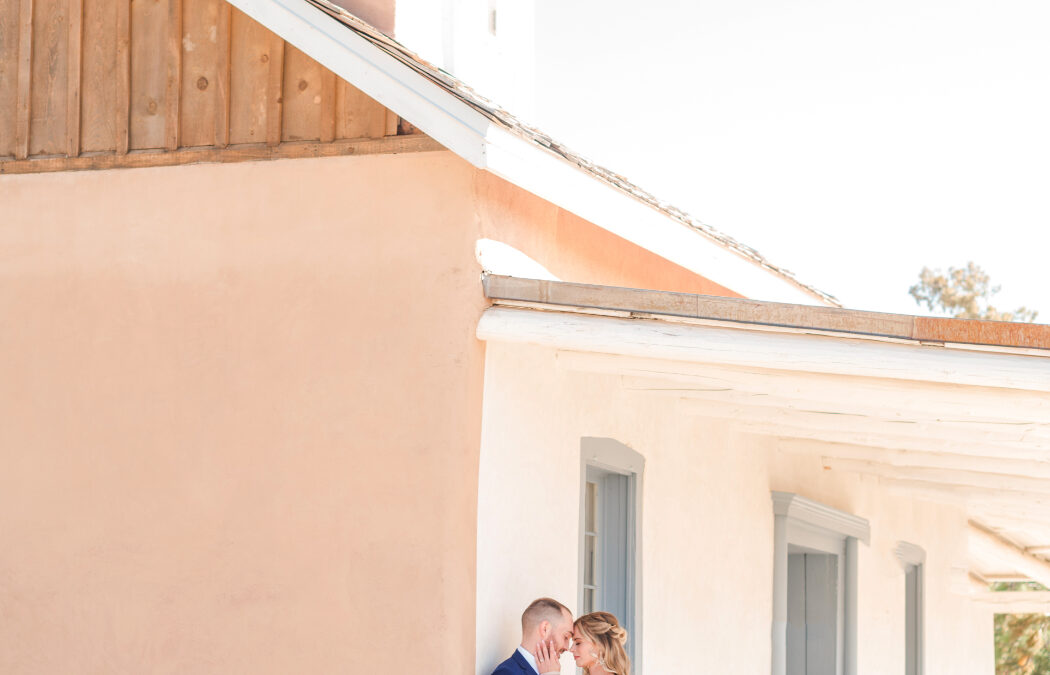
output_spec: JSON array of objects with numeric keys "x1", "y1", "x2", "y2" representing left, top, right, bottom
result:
[{"x1": 521, "y1": 597, "x2": 571, "y2": 633}]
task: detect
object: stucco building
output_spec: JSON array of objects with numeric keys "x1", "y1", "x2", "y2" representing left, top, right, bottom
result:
[{"x1": 2, "y1": 0, "x2": 1049, "y2": 673}]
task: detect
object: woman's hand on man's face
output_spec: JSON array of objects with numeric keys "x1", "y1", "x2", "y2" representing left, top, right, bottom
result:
[{"x1": 533, "y1": 639, "x2": 561, "y2": 674}]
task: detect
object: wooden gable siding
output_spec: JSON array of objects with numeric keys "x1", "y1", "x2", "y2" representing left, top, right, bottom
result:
[{"x1": 0, "y1": 0, "x2": 436, "y2": 174}]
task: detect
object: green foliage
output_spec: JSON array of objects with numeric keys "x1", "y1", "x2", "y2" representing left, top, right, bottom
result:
[
  {"x1": 995, "y1": 614, "x2": 1050, "y2": 674},
  {"x1": 993, "y1": 583, "x2": 1050, "y2": 674},
  {"x1": 995, "y1": 582, "x2": 1050, "y2": 593},
  {"x1": 909, "y1": 262, "x2": 1038, "y2": 322}
]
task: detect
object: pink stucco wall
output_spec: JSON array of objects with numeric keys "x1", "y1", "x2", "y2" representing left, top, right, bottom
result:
[
  {"x1": 475, "y1": 171, "x2": 743, "y2": 297},
  {"x1": 0, "y1": 149, "x2": 732, "y2": 672},
  {"x1": 0, "y1": 152, "x2": 487, "y2": 672}
]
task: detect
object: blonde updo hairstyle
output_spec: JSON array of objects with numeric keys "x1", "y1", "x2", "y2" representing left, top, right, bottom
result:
[{"x1": 574, "y1": 611, "x2": 630, "y2": 675}]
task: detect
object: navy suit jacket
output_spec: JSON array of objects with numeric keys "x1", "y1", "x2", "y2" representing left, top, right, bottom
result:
[{"x1": 491, "y1": 649, "x2": 536, "y2": 675}]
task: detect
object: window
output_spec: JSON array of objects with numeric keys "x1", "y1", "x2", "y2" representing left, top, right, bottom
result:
[
  {"x1": 896, "y1": 542, "x2": 925, "y2": 675},
  {"x1": 579, "y1": 438, "x2": 643, "y2": 670},
  {"x1": 787, "y1": 549, "x2": 842, "y2": 673},
  {"x1": 772, "y1": 492, "x2": 870, "y2": 675}
]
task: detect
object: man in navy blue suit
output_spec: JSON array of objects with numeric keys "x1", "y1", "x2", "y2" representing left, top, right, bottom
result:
[{"x1": 490, "y1": 597, "x2": 574, "y2": 675}]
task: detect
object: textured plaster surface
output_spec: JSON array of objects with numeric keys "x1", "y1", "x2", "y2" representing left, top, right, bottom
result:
[
  {"x1": 476, "y1": 341, "x2": 993, "y2": 675},
  {"x1": 0, "y1": 149, "x2": 730, "y2": 672}
]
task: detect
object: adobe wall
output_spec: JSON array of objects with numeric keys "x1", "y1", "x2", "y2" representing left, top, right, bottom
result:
[
  {"x1": 0, "y1": 148, "x2": 736, "y2": 672},
  {"x1": 0, "y1": 151, "x2": 488, "y2": 672},
  {"x1": 476, "y1": 340, "x2": 993, "y2": 674}
]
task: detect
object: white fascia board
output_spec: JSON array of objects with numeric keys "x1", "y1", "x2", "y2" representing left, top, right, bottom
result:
[
  {"x1": 483, "y1": 126, "x2": 827, "y2": 306},
  {"x1": 226, "y1": 0, "x2": 492, "y2": 166},
  {"x1": 476, "y1": 306, "x2": 1050, "y2": 393}
]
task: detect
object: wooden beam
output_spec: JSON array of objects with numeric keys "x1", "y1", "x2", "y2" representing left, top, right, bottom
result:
[
  {"x1": 678, "y1": 399, "x2": 1050, "y2": 453},
  {"x1": 779, "y1": 439, "x2": 1050, "y2": 478},
  {"x1": 489, "y1": 275, "x2": 913, "y2": 336},
  {"x1": 884, "y1": 479, "x2": 1050, "y2": 513},
  {"x1": 66, "y1": 0, "x2": 83, "y2": 157},
  {"x1": 14, "y1": 0, "x2": 33, "y2": 160},
  {"x1": 477, "y1": 307, "x2": 1050, "y2": 392},
  {"x1": 970, "y1": 505, "x2": 1050, "y2": 530},
  {"x1": 970, "y1": 591, "x2": 1050, "y2": 614},
  {"x1": 821, "y1": 457, "x2": 1050, "y2": 496},
  {"x1": 729, "y1": 420, "x2": 1049, "y2": 461},
  {"x1": 630, "y1": 373, "x2": 1050, "y2": 438},
  {"x1": 969, "y1": 521, "x2": 1050, "y2": 589},
  {"x1": 164, "y1": 0, "x2": 182, "y2": 150},
  {"x1": 0, "y1": 134, "x2": 442, "y2": 174},
  {"x1": 487, "y1": 276, "x2": 1050, "y2": 351},
  {"x1": 968, "y1": 571, "x2": 992, "y2": 593},
  {"x1": 115, "y1": 0, "x2": 130, "y2": 154},
  {"x1": 979, "y1": 573, "x2": 1034, "y2": 583},
  {"x1": 556, "y1": 351, "x2": 1050, "y2": 426},
  {"x1": 265, "y1": 32, "x2": 284, "y2": 146}
]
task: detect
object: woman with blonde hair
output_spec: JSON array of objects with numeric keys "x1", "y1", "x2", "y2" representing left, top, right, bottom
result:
[{"x1": 533, "y1": 611, "x2": 629, "y2": 675}]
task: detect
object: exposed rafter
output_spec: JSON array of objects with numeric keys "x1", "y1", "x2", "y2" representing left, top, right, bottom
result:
[
  {"x1": 885, "y1": 479, "x2": 1050, "y2": 512},
  {"x1": 970, "y1": 591, "x2": 1050, "y2": 613},
  {"x1": 477, "y1": 289, "x2": 1050, "y2": 578},
  {"x1": 820, "y1": 457, "x2": 1050, "y2": 495},
  {"x1": 677, "y1": 399, "x2": 1050, "y2": 451},
  {"x1": 733, "y1": 422, "x2": 1048, "y2": 460},
  {"x1": 969, "y1": 522, "x2": 1050, "y2": 589},
  {"x1": 554, "y1": 351, "x2": 1050, "y2": 426},
  {"x1": 778, "y1": 439, "x2": 1050, "y2": 478}
]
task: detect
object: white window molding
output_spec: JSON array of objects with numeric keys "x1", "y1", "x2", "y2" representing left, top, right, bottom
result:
[
  {"x1": 771, "y1": 492, "x2": 870, "y2": 675},
  {"x1": 895, "y1": 541, "x2": 926, "y2": 568},
  {"x1": 896, "y1": 542, "x2": 925, "y2": 675},
  {"x1": 772, "y1": 492, "x2": 871, "y2": 545}
]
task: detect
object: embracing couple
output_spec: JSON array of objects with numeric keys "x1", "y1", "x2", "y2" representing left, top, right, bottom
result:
[{"x1": 491, "y1": 597, "x2": 630, "y2": 675}]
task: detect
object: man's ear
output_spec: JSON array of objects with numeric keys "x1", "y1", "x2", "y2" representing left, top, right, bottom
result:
[{"x1": 538, "y1": 620, "x2": 551, "y2": 639}]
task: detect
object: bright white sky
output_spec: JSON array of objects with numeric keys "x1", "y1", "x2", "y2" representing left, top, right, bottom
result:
[{"x1": 530, "y1": 0, "x2": 1050, "y2": 316}]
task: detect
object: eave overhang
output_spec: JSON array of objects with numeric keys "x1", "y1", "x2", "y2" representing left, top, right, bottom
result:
[{"x1": 479, "y1": 275, "x2": 1050, "y2": 597}]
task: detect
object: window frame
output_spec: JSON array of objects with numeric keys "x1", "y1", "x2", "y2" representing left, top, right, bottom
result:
[
  {"x1": 896, "y1": 541, "x2": 926, "y2": 675},
  {"x1": 771, "y1": 492, "x2": 870, "y2": 675},
  {"x1": 578, "y1": 437, "x2": 644, "y2": 674}
]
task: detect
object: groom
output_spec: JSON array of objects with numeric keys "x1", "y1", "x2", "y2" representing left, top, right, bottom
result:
[{"x1": 491, "y1": 597, "x2": 574, "y2": 675}]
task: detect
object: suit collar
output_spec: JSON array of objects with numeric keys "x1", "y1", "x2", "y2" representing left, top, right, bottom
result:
[{"x1": 512, "y1": 648, "x2": 537, "y2": 674}]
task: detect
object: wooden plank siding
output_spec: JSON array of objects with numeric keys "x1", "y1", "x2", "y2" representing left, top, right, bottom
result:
[
  {"x1": 29, "y1": 0, "x2": 69, "y2": 156},
  {"x1": 0, "y1": 0, "x2": 21, "y2": 156},
  {"x1": 0, "y1": 0, "x2": 428, "y2": 173},
  {"x1": 65, "y1": 0, "x2": 82, "y2": 156},
  {"x1": 13, "y1": 0, "x2": 33, "y2": 158}
]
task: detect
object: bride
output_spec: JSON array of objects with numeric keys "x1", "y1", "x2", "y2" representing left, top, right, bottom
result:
[{"x1": 533, "y1": 611, "x2": 630, "y2": 675}]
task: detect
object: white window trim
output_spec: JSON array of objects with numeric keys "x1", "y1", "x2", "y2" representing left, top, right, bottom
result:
[
  {"x1": 579, "y1": 437, "x2": 644, "y2": 675},
  {"x1": 771, "y1": 492, "x2": 870, "y2": 675},
  {"x1": 895, "y1": 541, "x2": 926, "y2": 567},
  {"x1": 896, "y1": 542, "x2": 925, "y2": 675}
]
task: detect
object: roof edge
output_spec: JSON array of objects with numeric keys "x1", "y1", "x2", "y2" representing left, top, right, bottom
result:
[
  {"x1": 226, "y1": 0, "x2": 492, "y2": 165},
  {"x1": 243, "y1": 0, "x2": 840, "y2": 306},
  {"x1": 483, "y1": 275, "x2": 1050, "y2": 352}
]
